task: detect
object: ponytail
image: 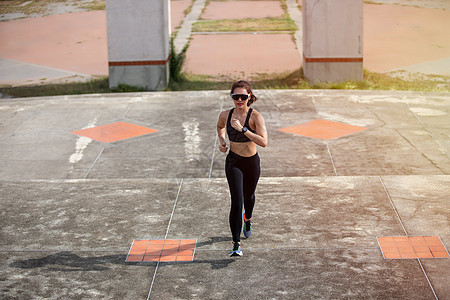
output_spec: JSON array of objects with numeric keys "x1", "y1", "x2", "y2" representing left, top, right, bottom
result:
[{"x1": 248, "y1": 93, "x2": 258, "y2": 106}]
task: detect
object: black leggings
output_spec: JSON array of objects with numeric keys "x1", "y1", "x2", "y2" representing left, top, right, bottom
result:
[{"x1": 225, "y1": 151, "x2": 261, "y2": 243}]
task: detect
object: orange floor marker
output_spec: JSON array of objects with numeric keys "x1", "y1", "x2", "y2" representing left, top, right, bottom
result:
[
  {"x1": 126, "y1": 239, "x2": 196, "y2": 262},
  {"x1": 278, "y1": 119, "x2": 367, "y2": 140},
  {"x1": 71, "y1": 122, "x2": 158, "y2": 143},
  {"x1": 378, "y1": 236, "x2": 449, "y2": 259}
]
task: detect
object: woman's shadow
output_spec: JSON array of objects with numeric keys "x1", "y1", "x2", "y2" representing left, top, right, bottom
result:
[{"x1": 10, "y1": 236, "x2": 235, "y2": 272}]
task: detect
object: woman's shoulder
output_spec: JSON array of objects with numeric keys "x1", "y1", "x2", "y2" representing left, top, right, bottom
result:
[
  {"x1": 218, "y1": 109, "x2": 231, "y2": 120},
  {"x1": 221, "y1": 109, "x2": 232, "y2": 115},
  {"x1": 250, "y1": 108, "x2": 263, "y2": 119}
]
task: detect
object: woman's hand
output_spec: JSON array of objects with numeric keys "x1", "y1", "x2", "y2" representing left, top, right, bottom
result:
[
  {"x1": 219, "y1": 141, "x2": 228, "y2": 153},
  {"x1": 231, "y1": 119, "x2": 244, "y2": 132}
]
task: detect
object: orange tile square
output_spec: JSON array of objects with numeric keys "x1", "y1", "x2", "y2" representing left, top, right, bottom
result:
[
  {"x1": 411, "y1": 241, "x2": 428, "y2": 247},
  {"x1": 129, "y1": 248, "x2": 147, "y2": 256},
  {"x1": 143, "y1": 255, "x2": 161, "y2": 262},
  {"x1": 424, "y1": 236, "x2": 441, "y2": 245},
  {"x1": 429, "y1": 245, "x2": 446, "y2": 252},
  {"x1": 176, "y1": 256, "x2": 194, "y2": 262},
  {"x1": 414, "y1": 246, "x2": 430, "y2": 252},
  {"x1": 378, "y1": 236, "x2": 448, "y2": 260},
  {"x1": 163, "y1": 246, "x2": 180, "y2": 253},
  {"x1": 128, "y1": 240, "x2": 149, "y2": 256},
  {"x1": 432, "y1": 252, "x2": 449, "y2": 258},
  {"x1": 379, "y1": 242, "x2": 397, "y2": 249},
  {"x1": 179, "y1": 244, "x2": 194, "y2": 249},
  {"x1": 378, "y1": 236, "x2": 394, "y2": 242},
  {"x1": 132, "y1": 240, "x2": 149, "y2": 248},
  {"x1": 278, "y1": 119, "x2": 367, "y2": 140},
  {"x1": 381, "y1": 246, "x2": 398, "y2": 254},
  {"x1": 145, "y1": 249, "x2": 163, "y2": 256},
  {"x1": 181, "y1": 239, "x2": 197, "y2": 245},
  {"x1": 160, "y1": 255, "x2": 178, "y2": 262},
  {"x1": 393, "y1": 236, "x2": 409, "y2": 242},
  {"x1": 379, "y1": 239, "x2": 396, "y2": 245},
  {"x1": 397, "y1": 246, "x2": 414, "y2": 253},
  {"x1": 164, "y1": 239, "x2": 182, "y2": 245},
  {"x1": 71, "y1": 121, "x2": 158, "y2": 143},
  {"x1": 126, "y1": 239, "x2": 196, "y2": 263},
  {"x1": 126, "y1": 255, "x2": 144, "y2": 262},
  {"x1": 148, "y1": 244, "x2": 164, "y2": 251},
  {"x1": 178, "y1": 250, "x2": 194, "y2": 256},
  {"x1": 400, "y1": 252, "x2": 417, "y2": 259},
  {"x1": 416, "y1": 252, "x2": 433, "y2": 258},
  {"x1": 409, "y1": 236, "x2": 425, "y2": 243},
  {"x1": 161, "y1": 250, "x2": 178, "y2": 256},
  {"x1": 383, "y1": 252, "x2": 401, "y2": 259},
  {"x1": 148, "y1": 240, "x2": 165, "y2": 245}
]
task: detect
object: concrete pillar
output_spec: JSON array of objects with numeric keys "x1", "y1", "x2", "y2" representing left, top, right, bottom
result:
[
  {"x1": 106, "y1": 0, "x2": 170, "y2": 90},
  {"x1": 302, "y1": 0, "x2": 363, "y2": 83}
]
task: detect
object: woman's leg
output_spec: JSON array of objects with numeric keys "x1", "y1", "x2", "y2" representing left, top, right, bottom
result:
[
  {"x1": 242, "y1": 154, "x2": 260, "y2": 221},
  {"x1": 226, "y1": 155, "x2": 244, "y2": 244}
]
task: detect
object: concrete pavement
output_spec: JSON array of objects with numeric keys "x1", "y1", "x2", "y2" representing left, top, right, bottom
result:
[{"x1": 0, "y1": 89, "x2": 449, "y2": 299}]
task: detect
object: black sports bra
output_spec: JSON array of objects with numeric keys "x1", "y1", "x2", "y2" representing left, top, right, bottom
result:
[{"x1": 226, "y1": 108, "x2": 257, "y2": 143}]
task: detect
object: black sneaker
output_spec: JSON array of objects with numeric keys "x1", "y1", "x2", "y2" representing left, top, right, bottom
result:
[
  {"x1": 229, "y1": 242, "x2": 243, "y2": 257},
  {"x1": 243, "y1": 220, "x2": 252, "y2": 238}
]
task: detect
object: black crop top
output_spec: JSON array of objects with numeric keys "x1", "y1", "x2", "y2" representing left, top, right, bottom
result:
[{"x1": 226, "y1": 108, "x2": 257, "y2": 143}]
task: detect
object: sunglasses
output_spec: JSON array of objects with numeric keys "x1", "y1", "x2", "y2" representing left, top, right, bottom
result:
[{"x1": 231, "y1": 94, "x2": 250, "y2": 101}]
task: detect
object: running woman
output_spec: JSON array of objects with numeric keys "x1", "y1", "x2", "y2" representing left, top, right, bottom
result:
[{"x1": 216, "y1": 80, "x2": 268, "y2": 256}]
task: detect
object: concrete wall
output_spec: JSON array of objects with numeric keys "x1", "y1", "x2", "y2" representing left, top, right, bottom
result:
[
  {"x1": 106, "y1": 0, "x2": 170, "y2": 90},
  {"x1": 302, "y1": 0, "x2": 363, "y2": 83}
]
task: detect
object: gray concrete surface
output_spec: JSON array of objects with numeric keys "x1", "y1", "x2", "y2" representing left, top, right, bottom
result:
[
  {"x1": 0, "y1": 90, "x2": 449, "y2": 299},
  {"x1": 0, "y1": 58, "x2": 93, "y2": 87}
]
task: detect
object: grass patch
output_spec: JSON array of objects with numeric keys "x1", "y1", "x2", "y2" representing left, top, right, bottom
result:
[
  {"x1": 81, "y1": 1, "x2": 105, "y2": 11},
  {"x1": 1, "y1": 70, "x2": 448, "y2": 99},
  {"x1": 358, "y1": 70, "x2": 449, "y2": 92},
  {"x1": 192, "y1": 17, "x2": 298, "y2": 32},
  {"x1": 306, "y1": 70, "x2": 449, "y2": 92},
  {"x1": 0, "y1": 0, "x2": 105, "y2": 16},
  {"x1": 363, "y1": 1, "x2": 383, "y2": 4},
  {"x1": 0, "y1": 77, "x2": 111, "y2": 98},
  {"x1": 168, "y1": 69, "x2": 449, "y2": 92}
]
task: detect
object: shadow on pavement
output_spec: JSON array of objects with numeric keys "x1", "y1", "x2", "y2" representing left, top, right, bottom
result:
[{"x1": 9, "y1": 237, "x2": 235, "y2": 271}]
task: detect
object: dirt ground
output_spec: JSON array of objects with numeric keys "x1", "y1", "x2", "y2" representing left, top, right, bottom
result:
[{"x1": 363, "y1": 4, "x2": 450, "y2": 72}]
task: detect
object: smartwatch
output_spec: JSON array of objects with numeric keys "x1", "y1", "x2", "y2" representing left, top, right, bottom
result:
[{"x1": 242, "y1": 127, "x2": 248, "y2": 133}]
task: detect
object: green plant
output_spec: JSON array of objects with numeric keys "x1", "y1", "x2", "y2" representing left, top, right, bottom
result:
[
  {"x1": 111, "y1": 83, "x2": 146, "y2": 93},
  {"x1": 169, "y1": 37, "x2": 189, "y2": 83}
]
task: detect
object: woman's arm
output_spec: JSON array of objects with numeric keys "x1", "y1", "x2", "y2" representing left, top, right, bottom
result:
[
  {"x1": 217, "y1": 111, "x2": 229, "y2": 153},
  {"x1": 244, "y1": 111, "x2": 268, "y2": 147}
]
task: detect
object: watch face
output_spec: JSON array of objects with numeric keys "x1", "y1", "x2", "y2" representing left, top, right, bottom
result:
[{"x1": 242, "y1": 127, "x2": 248, "y2": 133}]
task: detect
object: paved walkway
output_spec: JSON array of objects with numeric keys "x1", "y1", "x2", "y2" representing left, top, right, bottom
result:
[
  {"x1": 1, "y1": 1, "x2": 449, "y2": 86},
  {"x1": 0, "y1": 89, "x2": 449, "y2": 299}
]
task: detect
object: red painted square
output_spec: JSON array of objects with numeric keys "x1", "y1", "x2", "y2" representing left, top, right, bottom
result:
[
  {"x1": 378, "y1": 236, "x2": 449, "y2": 259},
  {"x1": 384, "y1": 252, "x2": 401, "y2": 259},
  {"x1": 71, "y1": 121, "x2": 158, "y2": 143},
  {"x1": 126, "y1": 255, "x2": 144, "y2": 262},
  {"x1": 433, "y1": 252, "x2": 450, "y2": 258},
  {"x1": 143, "y1": 255, "x2": 161, "y2": 262},
  {"x1": 278, "y1": 119, "x2": 367, "y2": 140},
  {"x1": 126, "y1": 239, "x2": 196, "y2": 262}
]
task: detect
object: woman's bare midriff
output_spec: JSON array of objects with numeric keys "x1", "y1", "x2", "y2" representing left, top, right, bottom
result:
[{"x1": 230, "y1": 141, "x2": 257, "y2": 157}]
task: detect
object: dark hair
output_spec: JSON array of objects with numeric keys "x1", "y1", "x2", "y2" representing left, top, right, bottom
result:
[{"x1": 230, "y1": 80, "x2": 258, "y2": 106}]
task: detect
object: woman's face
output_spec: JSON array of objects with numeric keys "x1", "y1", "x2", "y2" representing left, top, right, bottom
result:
[{"x1": 232, "y1": 87, "x2": 250, "y2": 109}]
